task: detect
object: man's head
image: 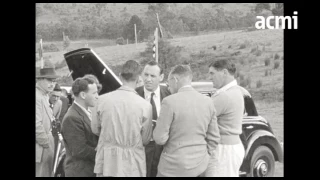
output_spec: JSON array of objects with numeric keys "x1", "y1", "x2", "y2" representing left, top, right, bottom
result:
[
  {"x1": 36, "y1": 67, "x2": 60, "y2": 93},
  {"x1": 61, "y1": 88, "x2": 68, "y2": 98},
  {"x1": 72, "y1": 75, "x2": 99, "y2": 108},
  {"x1": 119, "y1": 60, "x2": 142, "y2": 88},
  {"x1": 142, "y1": 60, "x2": 164, "y2": 92},
  {"x1": 208, "y1": 59, "x2": 236, "y2": 89},
  {"x1": 49, "y1": 84, "x2": 62, "y2": 105},
  {"x1": 167, "y1": 64, "x2": 193, "y2": 94}
]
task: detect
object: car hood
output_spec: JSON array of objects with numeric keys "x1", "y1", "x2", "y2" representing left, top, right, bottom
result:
[{"x1": 64, "y1": 48, "x2": 122, "y2": 95}]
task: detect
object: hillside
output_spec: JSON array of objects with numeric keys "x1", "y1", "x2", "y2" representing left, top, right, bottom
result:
[{"x1": 36, "y1": 3, "x2": 256, "y2": 25}]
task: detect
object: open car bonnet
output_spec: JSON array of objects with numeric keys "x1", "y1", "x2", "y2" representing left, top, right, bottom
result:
[{"x1": 64, "y1": 48, "x2": 122, "y2": 95}]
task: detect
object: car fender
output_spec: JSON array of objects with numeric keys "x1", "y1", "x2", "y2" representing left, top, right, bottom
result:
[{"x1": 246, "y1": 130, "x2": 283, "y2": 163}]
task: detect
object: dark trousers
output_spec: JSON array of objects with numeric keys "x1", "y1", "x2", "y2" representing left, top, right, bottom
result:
[{"x1": 145, "y1": 141, "x2": 163, "y2": 177}]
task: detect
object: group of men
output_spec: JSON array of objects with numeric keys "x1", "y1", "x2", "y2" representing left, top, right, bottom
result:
[{"x1": 36, "y1": 58, "x2": 247, "y2": 177}]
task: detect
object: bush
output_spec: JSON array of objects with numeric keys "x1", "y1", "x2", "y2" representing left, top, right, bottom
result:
[
  {"x1": 228, "y1": 45, "x2": 232, "y2": 49},
  {"x1": 251, "y1": 47, "x2": 257, "y2": 53},
  {"x1": 239, "y1": 43, "x2": 246, "y2": 49},
  {"x1": 42, "y1": 43, "x2": 60, "y2": 52},
  {"x1": 255, "y1": 50, "x2": 262, "y2": 56},
  {"x1": 55, "y1": 60, "x2": 67, "y2": 70},
  {"x1": 239, "y1": 58, "x2": 247, "y2": 66},
  {"x1": 274, "y1": 61, "x2": 280, "y2": 69},
  {"x1": 240, "y1": 79, "x2": 248, "y2": 87},
  {"x1": 264, "y1": 58, "x2": 270, "y2": 66},
  {"x1": 248, "y1": 57, "x2": 256, "y2": 64},
  {"x1": 239, "y1": 73, "x2": 245, "y2": 81},
  {"x1": 116, "y1": 37, "x2": 125, "y2": 45},
  {"x1": 256, "y1": 80, "x2": 263, "y2": 88},
  {"x1": 235, "y1": 70, "x2": 240, "y2": 78},
  {"x1": 274, "y1": 53, "x2": 280, "y2": 60},
  {"x1": 265, "y1": 69, "x2": 268, "y2": 76}
]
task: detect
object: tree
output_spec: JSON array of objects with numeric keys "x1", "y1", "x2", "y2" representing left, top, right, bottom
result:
[
  {"x1": 122, "y1": 15, "x2": 147, "y2": 43},
  {"x1": 255, "y1": 3, "x2": 271, "y2": 14},
  {"x1": 272, "y1": 3, "x2": 283, "y2": 16},
  {"x1": 140, "y1": 39, "x2": 185, "y2": 79}
]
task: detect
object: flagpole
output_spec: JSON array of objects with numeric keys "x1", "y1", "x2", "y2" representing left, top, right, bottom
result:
[{"x1": 134, "y1": 24, "x2": 137, "y2": 48}]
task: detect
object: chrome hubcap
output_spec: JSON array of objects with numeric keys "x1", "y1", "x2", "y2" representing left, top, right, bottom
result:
[{"x1": 254, "y1": 159, "x2": 268, "y2": 177}]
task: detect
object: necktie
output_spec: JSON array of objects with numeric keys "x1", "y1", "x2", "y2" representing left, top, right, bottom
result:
[{"x1": 150, "y1": 92, "x2": 158, "y2": 128}]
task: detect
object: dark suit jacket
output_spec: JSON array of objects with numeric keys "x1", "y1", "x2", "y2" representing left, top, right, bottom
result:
[
  {"x1": 61, "y1": 103, "x2": 98, "y2": 177},
  {"x1": 135, "y1": 85, "x2": 171, "y2": 102}
]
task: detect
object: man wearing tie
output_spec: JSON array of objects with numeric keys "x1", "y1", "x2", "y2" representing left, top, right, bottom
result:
[{"x1": 135, "y1": 60, "x2": 171, "y2": 177}]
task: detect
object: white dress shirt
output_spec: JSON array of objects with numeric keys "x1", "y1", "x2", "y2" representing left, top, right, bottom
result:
[{"x1": 144, "y1": 86, "x2": 161, "y2": 118}]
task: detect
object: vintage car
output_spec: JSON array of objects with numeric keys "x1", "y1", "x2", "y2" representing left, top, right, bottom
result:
[{"x1": 55, "y1": 48, "x2": 283, "y2": 177}]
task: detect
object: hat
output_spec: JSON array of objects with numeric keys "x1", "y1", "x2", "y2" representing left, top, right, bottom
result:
[
  {"x1": 36, "y1": 67, "x2": 60, "y2": 79},
  {"x1": 53, "y1": 83, "x2": 61, "y2": 91}
]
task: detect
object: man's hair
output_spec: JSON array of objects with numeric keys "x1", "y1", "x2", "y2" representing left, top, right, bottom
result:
[
  {"x1": 208, "y1": 59, "x2": 236, "y2": 75},
  {"x1": 146, "y1": 60, "x2": 163, "y2": 75},
  {"x1": 83, "y1": 74, "x2": 102, "y2": 93},
  {"x1": 72, "y1": 76, "x2": 96, "y2": 97},
  {"x1": 120, "y1": 60, "x2": 141, "y2": 82},
  {"x1": 170, "y1": 64, "x2": 193, "y2": 80}
]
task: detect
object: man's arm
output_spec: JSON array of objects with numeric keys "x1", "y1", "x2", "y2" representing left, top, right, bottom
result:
[
  {"x1": 206, "y1": 102, "x2": 220, "y2": 156},
  {"x1": 153, "y1": 98, "x2": 173, "y2": 145},
  {"x1": 61, "y1": 116, "x2": 96, "y2": 161},
  {"x1": 36, "y1": 97, "x2": 49, "y2": 148},
  {"x1": 141, "y1": 104, "x2": 153, "y2": 146}
]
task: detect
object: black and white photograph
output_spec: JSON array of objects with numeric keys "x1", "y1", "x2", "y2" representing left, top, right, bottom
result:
[{"x1": 35, "y1": 3, "x2": 284, "y2": 177}]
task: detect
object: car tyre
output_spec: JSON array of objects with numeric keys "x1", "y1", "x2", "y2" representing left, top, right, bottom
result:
[{"x1": 248, "y1": 145, "x2": 275, "y2": 177}]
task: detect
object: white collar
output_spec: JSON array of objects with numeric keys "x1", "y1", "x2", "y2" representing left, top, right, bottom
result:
[
  {"x1": 213, "y1": 80, "x2": 237, "y2": 97},
  {"x1": 144, "y1": 85, "x2": 160, "y2": 99}
]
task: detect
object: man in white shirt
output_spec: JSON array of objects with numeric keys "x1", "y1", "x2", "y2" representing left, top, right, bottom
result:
[{"x1": 135, "y1": 60, "x2": 171, "y2": 177}]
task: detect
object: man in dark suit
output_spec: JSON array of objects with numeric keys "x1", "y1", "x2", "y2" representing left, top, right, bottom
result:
[
  {"x1": 135, "y1": 60, "x2": 171, "y2": 177},
  {"x1": 61, "y1": 75, "x2": 100, "y2": 177}
]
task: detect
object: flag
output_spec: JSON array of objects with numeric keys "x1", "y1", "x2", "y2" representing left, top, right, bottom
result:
[{"x1": 156, "y1": 13, "x2": 163, "y2": 39}]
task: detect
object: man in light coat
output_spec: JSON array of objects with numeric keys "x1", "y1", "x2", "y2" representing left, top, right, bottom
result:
[
  {"x1": 153, "y1": 64, "x2": 220, "y2": 177},
  {"x1": 91, "y1": 60, "x2": 153, "y2": 177},
  {"x1": 36, "y1": 67, "x2": 60, "y2": 177}
]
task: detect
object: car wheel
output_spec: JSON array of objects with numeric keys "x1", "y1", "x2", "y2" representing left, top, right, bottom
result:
[{"x1": 248, "y1": 145, "x2": 275, "y2": 177}]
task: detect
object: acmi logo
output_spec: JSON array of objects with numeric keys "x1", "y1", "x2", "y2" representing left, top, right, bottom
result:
[{"x1": 255, "y1": 11, "x2": 298, "y2": 29}]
